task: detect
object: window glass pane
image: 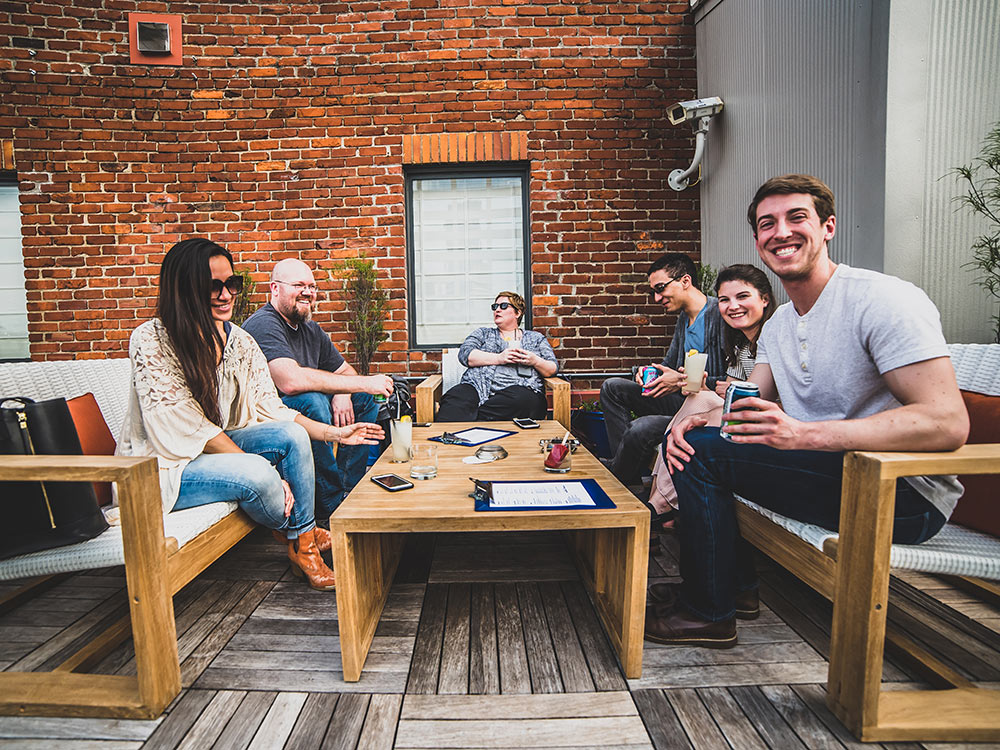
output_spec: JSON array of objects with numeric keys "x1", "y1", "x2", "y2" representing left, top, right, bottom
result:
[
  {"x1": 410, "y1": 173, "x2": 526, "y2": 347},
  {"x1": 0, "y1": 184, "x2": 28, "y2": 360}
]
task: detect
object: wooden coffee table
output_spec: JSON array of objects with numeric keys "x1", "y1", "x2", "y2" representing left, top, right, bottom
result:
[{"x1": 329, "y1": 420, "x2": 649, "y2": 681}]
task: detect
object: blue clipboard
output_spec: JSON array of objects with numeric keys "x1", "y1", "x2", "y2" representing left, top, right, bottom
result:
[
  {"x1": 429, "y1": 427, "x2": 515, "y2": 447},
  {"x1": 471, "y1": 477, "x2": 616, "y2": 512}
]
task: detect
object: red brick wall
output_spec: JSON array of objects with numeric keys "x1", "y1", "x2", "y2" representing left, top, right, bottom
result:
[{"x1": 0, "y1": 1, "x2": 699, "y2": 376}]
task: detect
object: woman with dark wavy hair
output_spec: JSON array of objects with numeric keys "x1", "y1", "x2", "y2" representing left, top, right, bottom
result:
[{"x1": 118, "y1": 238, "x2": 382, "y2": 590}]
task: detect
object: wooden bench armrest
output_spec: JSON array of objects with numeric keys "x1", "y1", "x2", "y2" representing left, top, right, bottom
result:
[
  {"x1": 415, "y1": 374, "x2": 443, "y2": 423},
  {"x1": 847, "y1": 443, "x2": 1000, "y2": 480},
  {"x1": 0, "y1": 454, "x2": 180, "y2": 714},
  {"x1": 544, "y1": 376, "x2": 571, "y2": 429},
  {"x1": 827, "y1": 442, "x2": 1000, "y2": 735}
]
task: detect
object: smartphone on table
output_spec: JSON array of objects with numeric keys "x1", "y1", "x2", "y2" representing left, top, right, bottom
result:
[
  {"x1": 513, "y1": 417, "x2": 540, "y2": 429},
  {"x1": 371, "y1": 473, "x2": 414, "y2": 492}
]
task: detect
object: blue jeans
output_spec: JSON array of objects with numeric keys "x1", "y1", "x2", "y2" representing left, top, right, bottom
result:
[
  {"x1": 173, "y1": 421, "x2": 316, "y2": 538},
  {"x1": 281, "y1": 391, "x2": 377, "y2": 518},
  {"x1": 669, "y1": 427, "x2": 946, "y2": 622}
]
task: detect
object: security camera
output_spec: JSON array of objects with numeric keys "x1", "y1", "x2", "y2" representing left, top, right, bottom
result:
[{"x1": 667, "y1": 97, "x2": 724, "y2": 125}]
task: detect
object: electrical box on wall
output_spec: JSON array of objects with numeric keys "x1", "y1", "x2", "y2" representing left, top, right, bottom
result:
[{"x1": 129, "y1": 13, "x2": 182, "y2": 65}]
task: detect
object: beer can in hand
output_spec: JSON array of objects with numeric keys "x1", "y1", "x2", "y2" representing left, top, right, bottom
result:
[
  {"x1": 721, "y1": 381, "x2": 760, "y2": 442},
  {"x1": 641, "y1": 365, "x2": 658, "y2": 394}
]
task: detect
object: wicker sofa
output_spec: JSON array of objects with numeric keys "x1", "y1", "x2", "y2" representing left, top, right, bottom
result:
[
  {"x1": 733, "y1": 343, "x2": 1000, "y2": 742},
  {"x1": 0, "y1": 357, "x2": 255, "y2": 718}
]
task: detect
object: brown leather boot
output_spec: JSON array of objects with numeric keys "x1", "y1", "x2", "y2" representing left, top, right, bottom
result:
[
  {"x1": 287, "y1": 528, "x2": 336, "y2": 591},
  {"x1": 647, "y1": 581, "x2": 760, "y2": 620},
  {"x1": 273, "y1": 526, "x2": 331, "y2": 554}
]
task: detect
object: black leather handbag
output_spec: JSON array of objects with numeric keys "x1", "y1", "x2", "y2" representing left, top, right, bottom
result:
[{"x1": 0, "y1": 396, "x2": 109, "y2": 560}]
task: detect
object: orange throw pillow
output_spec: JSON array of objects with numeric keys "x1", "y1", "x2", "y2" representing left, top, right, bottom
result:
[
  {"x1": 950, "y1": 391, "x2": 1000, "y2": 537},
  {"x1": 66, "y1": 393, "x2": 116, "y2": 507}
]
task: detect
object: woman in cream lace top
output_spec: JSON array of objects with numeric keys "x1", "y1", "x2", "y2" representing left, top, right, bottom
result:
[{"x1": 118, "y1": 238, "x2": 382, "y2": 590}]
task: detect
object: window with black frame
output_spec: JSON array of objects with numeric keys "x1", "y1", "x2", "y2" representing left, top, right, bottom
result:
[{"x1": 406, "y1": 166, "x2": 530, "y2": 349}]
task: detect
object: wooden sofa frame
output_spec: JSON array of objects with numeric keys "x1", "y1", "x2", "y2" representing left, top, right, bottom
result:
[
  {"x1": 416, "y1": 374, "x2": 571, "y2": 429},
  {"x1": 735, "y1": 444, "x2": 1000, "y2": 742},
  {"x1": 0, "y1": 454, "x2": 255, "y2": 719}
]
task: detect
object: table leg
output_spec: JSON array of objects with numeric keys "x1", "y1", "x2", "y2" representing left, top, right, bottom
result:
[
  {"x1": 570, "y1": 519, "x2": 648, "y2": 679},
  {"x1": 331, "y1": 530, "x2": 406, "y2": 682}
]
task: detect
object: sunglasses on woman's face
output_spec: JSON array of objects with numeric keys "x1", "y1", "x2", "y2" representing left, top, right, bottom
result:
[
  {"x1": 211, "y1": 275, "x2": 244, "y2": 298},
  {"x1": 491, "y1": 302, "x2": 516, "y2": 311}
]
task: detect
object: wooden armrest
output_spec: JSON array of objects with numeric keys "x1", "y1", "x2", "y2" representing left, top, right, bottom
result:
[
  {"x1": 847, "y1": 444, "x2": 1000, "y2": 480},
  {"x1": 544, "y1": 376, "x2": 571, "y2": 429},
  {"x1": 415, "y1": 374, "x2": 443, "y2": 423},
  {"x1": 0, "y1": 455, "x2": 158, "y2": 483}
]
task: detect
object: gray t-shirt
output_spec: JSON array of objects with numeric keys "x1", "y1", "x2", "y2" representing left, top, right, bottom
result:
[
  {"x1": 242, "y1": 303, "x2": 345, "y2": 396},
  {"x1": 756, "y1": 264, "x2": 962, "y2": 518}
]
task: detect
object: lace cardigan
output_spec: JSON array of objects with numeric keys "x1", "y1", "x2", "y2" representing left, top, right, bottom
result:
[{"x1": 117, "y1": 319, "x2": 299, "y2": 512}]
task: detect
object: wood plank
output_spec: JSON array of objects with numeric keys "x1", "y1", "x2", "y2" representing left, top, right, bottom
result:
[
  {"x1": 395, "y1": 716, "x2": 651, "y2": 748},
  {"x1": 407, "y1": 583, "x2": 447, "y2": 694},
  {"x1": 790, "y1": 683, "x2": 887, "y2": 750},
  {"x1": 561, "y1": 581, "x2": 628, "y2": 691},
  {"x1": 696, "y1": 687, "x2": 768, "y2": 750},
  {"x1": 175, "y1": 582, "x2": 254, "y2": 666},
  {"x1": 285, "y1": 692, "x2": 338, "y2": 749},
  {"x1": 469, "y1": 583, "x2": 500, "y2": 695},
  {"x1": 225, "y1": 633, "x2": 414, "y2": 655},
  {"x1": 0, "y1": 714, "x2": 159, "y2": 741},
  {"x1": 180, "y1": 581, "x2": 272, "y2": 685},
  {"x1": 401, "y1": 691, "x2": 639, "y2": 719},
  {"x1": 208, "y1": 649, "x2": 410, "y2": 673},
  {"x1": 641, "y1": 641, "x2": 823, "y2": 668},
  {"x1": 194, "y1": 666, "x2": 408, "y2": 694},
  {"x1": 538, "y1": 581, "x2": 594, "y2": 693},
  {"x1": 439, "y1": 583, "x2": 471, "y2": 694},
  {"x1": 631, "y1": 689, "x2": 693, "y2": 750},
  {"x1": 495, "y1": 582, "x2": 531, "y2": 694},
  {"x1": 211, "y1": 690, "x2": 276, "y2": 749},
  {"x1": 356, "y1": 693, "x2": 403, "y2": 750},
  {"x1": 10, "y1": 594, "x2": 128, "y2": 671},
  {"x1": 175, "y1": 690, "x2": 246, "y2": 750},
  {"x1": 729, "y1": 685, "x2": 808, "y2": 750},
  {"x1": 517, "y1": 582, "x2": 562, "y2": 693},
  {"x1": 246, "y1": 692, "x2": 308, "y2": 750},
  {"x1": 142, "y1": 689, "x2": 216, "y2": 750},
  {"x1": 322, "y1": 692, "x2": 369, "y2": 750},
  {"x1": 664, "y1": 688, "x2": 728, "y2": 749},
  {"x1": 629, "y1": 662, "x2": 829, "y2": 690},
  {"x1": 759, "y1": 684, "x2": 845, "y2": 750}
]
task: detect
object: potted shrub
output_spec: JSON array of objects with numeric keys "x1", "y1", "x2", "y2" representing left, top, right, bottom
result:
[{"x1": 953, "y1": 120, "x2": 1000, "y2": 343}]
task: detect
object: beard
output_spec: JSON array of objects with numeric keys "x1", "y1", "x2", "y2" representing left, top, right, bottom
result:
[{"x1": 282, "y1": 300, "x2": 311, "y2": 325}]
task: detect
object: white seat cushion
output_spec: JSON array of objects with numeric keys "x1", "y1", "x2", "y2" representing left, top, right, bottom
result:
[{"x1": 0, "y1": 502, "x2": 239, "y2": 580}]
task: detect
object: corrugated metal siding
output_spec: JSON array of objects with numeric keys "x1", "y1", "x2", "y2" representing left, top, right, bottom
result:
[
  {"x1": 909, "y1": 1, "x2": 999, "y2": 343},
  {"x1": 692, "y1": 0, "x2": 889, "y2": 305},
  {"x1": 694, "y1": 0, "x2": 999, "y2": 342}
]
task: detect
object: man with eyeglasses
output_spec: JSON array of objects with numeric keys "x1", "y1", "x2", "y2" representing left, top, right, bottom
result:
[
  {"x1": 243, "y1": 258, "x2": 394, "y2": 520},
  {"x1": 600, "y1": 252, "x2": 726, "y2": 489}
]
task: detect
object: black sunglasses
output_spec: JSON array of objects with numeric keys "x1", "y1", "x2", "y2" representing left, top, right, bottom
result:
[
  {"x1": 211, "y1": 275, "x2": 244, "y2": 297},
  {"x1": 491, "y1": 302, "x2": 517, "y2": 311},
  {"x1": 648, "y1": 277, "x2": 682, "y2": 297}
]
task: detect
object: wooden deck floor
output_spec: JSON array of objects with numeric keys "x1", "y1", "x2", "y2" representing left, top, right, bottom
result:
[{"x1": 1, "y1": 526, "x2": 998, "y2": 749}]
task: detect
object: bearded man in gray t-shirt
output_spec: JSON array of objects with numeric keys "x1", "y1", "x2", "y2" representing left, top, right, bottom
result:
[{"x1": 645, "y1": 174, "x2": 969, "y2": 649}]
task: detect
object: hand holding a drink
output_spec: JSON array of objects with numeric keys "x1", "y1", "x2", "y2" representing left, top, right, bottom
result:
[
  {"x1": 681, "y1": 349, "x2": 708, "y2": 395},
  {"x1": 634, "y1": 363, "x2": 685, "y2": 397}
]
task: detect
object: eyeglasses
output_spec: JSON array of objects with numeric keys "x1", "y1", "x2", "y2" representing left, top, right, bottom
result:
[
  {"x1": 491, "y1": 302, "x2": 518, "y2": 311},
  {"x1": 649, "y1": 277, "x2": 682, "y2": 297},
  {"x1": 275, "y1": 280, "x2": 319, "y2": 294},
  {"x1": 211, "y1": 275, "x2": 244, "y2": 298}
]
